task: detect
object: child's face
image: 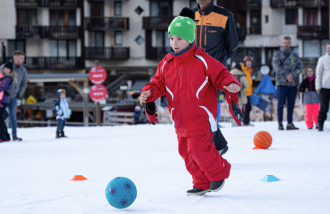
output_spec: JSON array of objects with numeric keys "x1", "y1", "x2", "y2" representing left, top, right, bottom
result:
[
  {"x1": 170, "y1": 35, "x2": 190, "y2": 53},
  {"x1": 3, "y1": 67, "x2": 11, "y2": 75},
  {"x1": 306, "y1": 68, "x2": 314, "y2": 77},
  {"x1": 60, "y1": 93, "x2": 66, "y2": 99}
]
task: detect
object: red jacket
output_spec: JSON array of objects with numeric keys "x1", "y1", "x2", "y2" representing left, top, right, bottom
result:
[{"x1": 142, "y1": 44, "x2": 240, "y2": 137}]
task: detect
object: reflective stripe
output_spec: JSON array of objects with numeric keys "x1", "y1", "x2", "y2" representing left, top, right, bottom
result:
[
  {"x1": 199, "y1": 106, "x2": 217, "y2": 132},
  {"x1": 291, "y1": 57, "x2": 294, "y2": 65},
  {"x1": 166, "y1": 86, "x2": 174, "y2": 101},
  {"x1": 194, "y1": 55, "x2": 208, "y2": 70},
  {"x1": 162, "y1": 61, "x2": 167, "y2": 73},
  {"x1": 297, "y1": 70, "x2": 301, "y2": 74},
  {"x1": 196, "y1": 76, "x2": 208, "y2": 99}
]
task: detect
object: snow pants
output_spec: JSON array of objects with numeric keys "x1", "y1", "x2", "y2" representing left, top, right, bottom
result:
[
  {"x1": 277, "y1": 86, "x2": 297, "y2": 124},
  {"x1": 318, "y1": 88, "x2": 330, "y2": 123},
  {"x1": 305, "y1": 103, "x2": 319, "y2": 128},
  {"x1": 178, "y1": 132, "x2": 231, "y2": 190}
]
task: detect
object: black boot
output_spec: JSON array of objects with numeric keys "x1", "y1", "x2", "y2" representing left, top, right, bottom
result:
[
  {"x1": 186, "y1": 187, "x2": 211, "y2": 196},
  {"x1": 318, "y1": 122, "x2": 324, "y2": 131},
  {"x1": 210, "y1": 180, "x2": 225, "y2": 192},
  {"x1": 60, "y1": 131, "x2": 68, "y2": 138},
  {"x1": 278, "y1": 123, "x2": 284, "y2": 130},
  {"x1": 56, "y1": 132, "x2": 61, "y2": 139}
]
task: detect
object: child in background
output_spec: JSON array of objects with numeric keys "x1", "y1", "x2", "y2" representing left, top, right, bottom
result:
[
  {"x1": 54, "y1": 89, "x2": 71, "y2": 138},
  {"x1": 140, "y1": 8, "x2": 243, "y2": 196},
  {"x1": 0, "y1": 62, "x2": 16, "y2": 142},
  {"x1": 133, "y1": 105, "x2": 141, "y2": 124},
  {"x1": 299, "y1": 67, "x2": 320, "y2": 129}
]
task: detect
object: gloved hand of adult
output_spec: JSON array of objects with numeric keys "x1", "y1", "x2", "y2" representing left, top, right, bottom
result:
[
  {"x1": 226, "y1": 93, "x2": 244, "y2": 126},
  {"x1": 145, "y1": 102, "x2": 158, "y2": 125}
]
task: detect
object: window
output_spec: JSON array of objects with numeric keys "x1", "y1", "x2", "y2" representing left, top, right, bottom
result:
[
  {"x1": 8, "y1": 40, "x2": 25, "y2": 56},
  {"x1": 49, "y1": 40, "x2": 76, "y2": 57},
  {"x1": 89, "y1": 32, "x2": 104, "y2": 47},
  {"x1": 89, "y1": 2, "x2": 104, "y2": 16},
  {"x1": 114, "y1": 1, "x2": 122, "y2": 16},
  {"x1": 303, "y1": 40, "x2": 320, "y2": 57},
  {"x1": 17, "y1": 9, "x2": 37, "y2": 25},
  {"x1": 190, "y1": 0, "x2": 198, "y2": 9},
  {"x1": 135, "y1": 36, "x2": 144, "y2": 45},
  {"x1": 156, "y1": 30, "x2": 170, "y2": 47},
  {"x1": 321, "y1": 40, "x2": 330, "y2": 54},
  {"x1": 265, "y1": 15, "x2": 269, "y2": 23},
  {"x1": 285, "y1": 9, "x2": 298, "y2": 25},
  {"x1": 115, "y1": 31, "x2": 122, "y2": 45},
  {"x1": 150, "y1": 1, "x2": 171, "y2": 17},
  {"x1": 50, "y1": 10, "x2": 76, "y2": 26},
  {"x1": 303, "y1": 9, "x2": 317, "y2": 26}
]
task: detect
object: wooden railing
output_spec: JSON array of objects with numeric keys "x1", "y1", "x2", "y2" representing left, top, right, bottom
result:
[
  {"x1": 146, "y1": 47, "x2": 172, "y2": 60},
  {"x1": 297, "y1": 26, "x2": 329, "y2": 39},
  {"x1": 143, "y1": 17, "x2": 175, "y2": 30},
  {"x1": 16, "y1": 0, "x2": 80, "y2": 7},
  {"x1": 16, "y1": 26, "x2": 80, "y2": 39},
  {"x1": 301, "y1": 58, "x2": 319, "y2": 69},
  {"x1": 235, "y1": 0, "x2": 262, "y2": 10},
  {"x1": 85, "y1": 17, "x2": 129, "y2": 31},
  {"x1": 237, "y1": 27, "x2": 262, "y2": 41},
  {"x1": 5, "y1": 57, "x2": 82, "y2": 69},
  {"x1": 85, "y1": 47, "x2": 130, "y2": 60},
  {"x1": 271, "y1": 0, "x2": 328, "y2": 8}
]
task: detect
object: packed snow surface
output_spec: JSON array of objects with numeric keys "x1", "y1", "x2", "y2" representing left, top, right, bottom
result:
[{"x1": 1, "y1": 122, "x2": 329, "y2": 214}]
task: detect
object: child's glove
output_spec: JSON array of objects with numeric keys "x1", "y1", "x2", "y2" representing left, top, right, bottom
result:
[
  {"x1": 145, "y1": 102, "x2": 158, "y2": 125},
  {"x1": 226, "y1": 93, "x2": 244, "y2": 126}
]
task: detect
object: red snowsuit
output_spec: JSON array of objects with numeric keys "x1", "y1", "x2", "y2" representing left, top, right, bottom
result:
[{"x1": 142, "y1": 44, "x2": 240, "y2": 190}]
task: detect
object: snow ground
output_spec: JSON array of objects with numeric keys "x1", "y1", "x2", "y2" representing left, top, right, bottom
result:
[{"x1": 0, "y1": 122, "x2": 330, "y2": 214}]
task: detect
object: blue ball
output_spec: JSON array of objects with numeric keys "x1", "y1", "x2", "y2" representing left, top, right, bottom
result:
[{"x1": 105, "y1": 177, "x2": 137, "y2": 209}]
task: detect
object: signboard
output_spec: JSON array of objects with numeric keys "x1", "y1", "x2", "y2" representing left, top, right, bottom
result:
[
  {"x1": 89, "y1": 66, "x2": 107, "y2": 84},
  {"x1": 89, "y1": 84, "x2": 108, "y2": 102}
]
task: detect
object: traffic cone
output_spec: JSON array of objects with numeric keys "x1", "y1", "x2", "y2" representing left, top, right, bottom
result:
[{"x1": 71, "y1": 175, "x2": 87, "y2": 181}]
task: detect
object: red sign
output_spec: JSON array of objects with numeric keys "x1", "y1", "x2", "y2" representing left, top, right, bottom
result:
[
  {"x1": 89, "y1": 84, "x2": 108, "y2": 102},
  {"x1": 89, "y1": 66, "x2": 107, "y2": 84}
]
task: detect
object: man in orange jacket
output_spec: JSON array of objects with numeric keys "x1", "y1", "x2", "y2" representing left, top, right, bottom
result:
[{"x1": 241, "y1": 55, "x2": 254, "y2": 126}]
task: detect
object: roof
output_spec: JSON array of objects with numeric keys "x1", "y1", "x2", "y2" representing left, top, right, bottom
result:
[{"x1": 27, "y1": 74, "x2": 89, "y2": 83}]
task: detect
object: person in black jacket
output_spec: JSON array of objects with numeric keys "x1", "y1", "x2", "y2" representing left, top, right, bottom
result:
[
  {"x1": 299, "y1": 67, "x2": 320, "y2": 129},
  {"x1": 192, "y1": 0, "x2": 239, "y2": 156}
]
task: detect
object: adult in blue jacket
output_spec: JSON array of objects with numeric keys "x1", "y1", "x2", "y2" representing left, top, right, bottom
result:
[{"x1": 54, "y1": 89, "x2": 71, "y2": 138}]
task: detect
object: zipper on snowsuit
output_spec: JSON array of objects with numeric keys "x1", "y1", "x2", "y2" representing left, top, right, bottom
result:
[{"x1": 204, "y1": 27, "x2": 207, "y2": 46}]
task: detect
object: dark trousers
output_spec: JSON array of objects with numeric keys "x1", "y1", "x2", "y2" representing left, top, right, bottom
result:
[
  {"x1": 243, "y1": 96, "x2": 252, "y2": 125},
  {"x1": 0, "y1": 104, "x2": 10, "y2": 141},
  {"x1": 318, "y1": 88, "x2": 330, "y2": 123},
  {"x1": 56, "y1": 119, "x2": 66, "y2": 132},
  {"x1": 277, "y1": 86, "x2": 297, "y2": 124}
]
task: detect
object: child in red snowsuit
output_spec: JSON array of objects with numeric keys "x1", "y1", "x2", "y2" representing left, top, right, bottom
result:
[
  {"x1": 299, "y1": 67, "x2": 320, "y2": 129},
  {"x1": 140, "y1": 8, "x2": 243, "y2": 196}
]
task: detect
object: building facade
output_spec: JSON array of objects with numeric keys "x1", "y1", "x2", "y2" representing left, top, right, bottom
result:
[{"x1": 0, "y1": 0, "x2": 329, "y2": 98}]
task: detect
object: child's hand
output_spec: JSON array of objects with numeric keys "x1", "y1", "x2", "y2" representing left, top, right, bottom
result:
[
  {"x1": 305, "y1": 88, "x2": 308, "y2": 92},
  {"x1": 224, "y1": 83, "x2": 240, "y2": 93},
  {"x1": 140, "y1": 90, "x2": 151, "y2": 105}
]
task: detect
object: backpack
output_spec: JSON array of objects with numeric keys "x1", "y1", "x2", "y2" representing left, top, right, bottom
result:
[
  {"x1": 54, "y1": 100, "x2": 64, "y2": 116},
  {"x1": 0, "y1": 74, "x2": 13, "y2": 101}
]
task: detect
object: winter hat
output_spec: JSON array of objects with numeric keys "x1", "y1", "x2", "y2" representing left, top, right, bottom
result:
[
  {"x1": 4, "y1": 61, "x2": 13, "y2": 71},
  {"x1": 168, "y1": 7, "x2": 196, "y2": 44}
]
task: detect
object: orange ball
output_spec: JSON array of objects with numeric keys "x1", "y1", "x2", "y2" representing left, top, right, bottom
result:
[{"x1": 253, "y1": 131, "x2": 272, "y2": 149}]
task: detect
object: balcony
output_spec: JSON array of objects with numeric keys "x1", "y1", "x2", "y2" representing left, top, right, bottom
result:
[
  {"x1": 301, "y1": 58, "x2": 318, "y2": 68},
  {"x1": 146, "y1": 47, "x2": 172, "y2": 60},
  {"x1": 297, "y1": 26, "x2": 329, "y2": 39},
  {"x1": 235, "y1": 0, "x2": 262, "y2": 10},
  {"x1": 85, "y1": 47, "x2": 130, "y2": 60},
  {"x1": 85, "y1": 17, "x2": 129, "y2": 31},
  {"x1": 237, "y1": 27, "x2": 262, "y2": 41},
  {"x1": 16, "y1": 26, "x2": 80, "y2": 39},
  {"x1": 16, "y1": 0, "x2": 80, "y2": 7},
  {"x1": 271, "y1": 0, "x2": 328, "y2": 8},
  {"x1": 12, "y1": 57, "x2": 82, "y2": 70},
  {"x1": 143, "y1": 17, "x2": 175, "y2": 30}
]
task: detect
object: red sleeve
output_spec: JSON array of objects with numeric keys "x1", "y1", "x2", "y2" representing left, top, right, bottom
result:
[
  {"x1": 205, "y1": 54, "x2": 241, "y2": 93},
  {"x1": 141, "y1": 59, "x2": 167, "y2": 102}
]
